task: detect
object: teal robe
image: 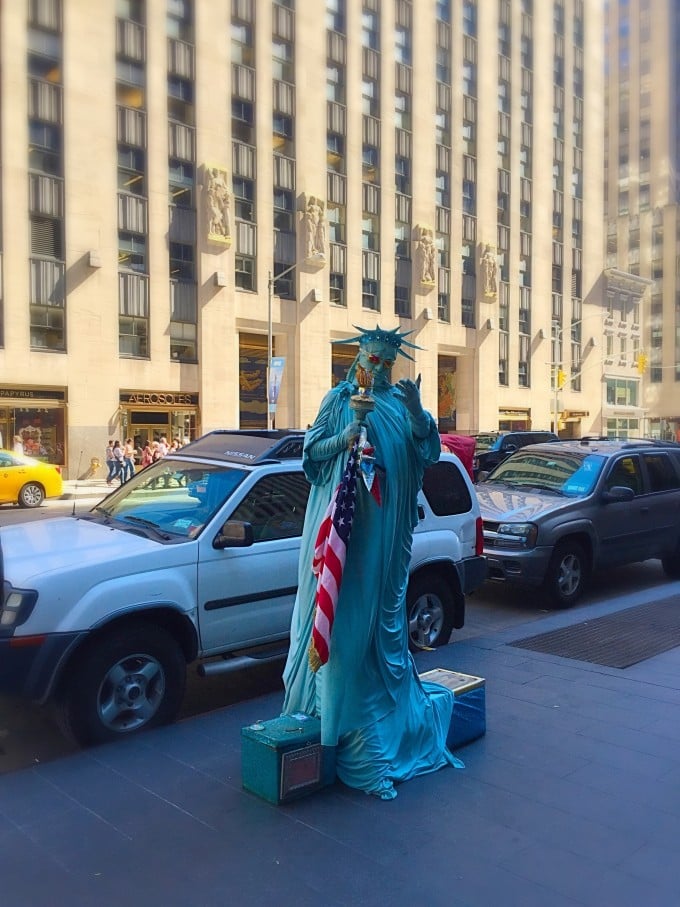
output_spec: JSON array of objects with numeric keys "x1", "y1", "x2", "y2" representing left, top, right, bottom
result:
[{"x1": 282, "y1": 379, "x2": 459, "y2": 799}]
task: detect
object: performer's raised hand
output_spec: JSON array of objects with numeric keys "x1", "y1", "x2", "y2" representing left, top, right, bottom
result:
[{"x1": 394, "y1": 378, "x2": 424, "y2": 419}]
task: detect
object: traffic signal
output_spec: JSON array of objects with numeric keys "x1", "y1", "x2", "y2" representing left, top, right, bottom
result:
[
  {"x1": 557, "y1": 368, "x2": 566, "y2": 388},
  {"x1": 636, "y1": 351, "x2": 648, "y2": 375}
]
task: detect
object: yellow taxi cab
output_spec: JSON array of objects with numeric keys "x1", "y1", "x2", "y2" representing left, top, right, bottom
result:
[{"x1": 0, "y1": 449, "x2": 63, "y2": 507}]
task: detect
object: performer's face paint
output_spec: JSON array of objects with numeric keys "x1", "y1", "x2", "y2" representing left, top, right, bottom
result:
[{"x1": 357, "y1": 341, "x2": 395, "y2": 385}]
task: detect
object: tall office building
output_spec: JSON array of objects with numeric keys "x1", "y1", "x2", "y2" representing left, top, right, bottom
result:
[
  {"x1": 604, "y1": 0, "x2": 679, "y2": 440},
  {"x1": 0, "y1": 0, "x2": 605, "y2": 476}
]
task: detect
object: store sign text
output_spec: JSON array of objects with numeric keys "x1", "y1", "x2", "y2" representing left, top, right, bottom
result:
[{"x1": 123, "y1": 393, "x2": 198, "y2": 406}]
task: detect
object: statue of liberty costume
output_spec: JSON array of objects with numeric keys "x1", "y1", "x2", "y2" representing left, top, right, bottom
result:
[{"x1": 282, "y1": 326, "x2": 461, "y2": 799}]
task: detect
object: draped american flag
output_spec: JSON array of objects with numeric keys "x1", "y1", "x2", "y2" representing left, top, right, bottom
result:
[{"x1": 308, "y1": 440, "x2": 360, "y2": 673}]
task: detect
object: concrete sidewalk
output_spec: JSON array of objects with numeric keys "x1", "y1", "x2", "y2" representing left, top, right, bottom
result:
[
  {"x1": 2, "y1": 581, "x2": 680, "y2": 906},
  {"x1": 60, "y1": 477, "x2": 117, "y2": 500}
]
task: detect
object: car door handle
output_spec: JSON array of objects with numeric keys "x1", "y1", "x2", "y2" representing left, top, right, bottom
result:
[{"x1": 417, "y1": 504, "x2": 425, "y2": 520}]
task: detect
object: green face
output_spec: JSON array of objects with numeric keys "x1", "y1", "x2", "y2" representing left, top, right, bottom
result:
[{"x1": 357, "y1": 341, "x2": 395, "y2": 383}]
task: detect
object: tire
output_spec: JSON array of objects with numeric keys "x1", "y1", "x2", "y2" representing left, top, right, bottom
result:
[
  {"x1": 542, "y1": 540, "x2": 589, "y2": 609},
  {"x1": 56, "y1": 621, "x2": 186, "y2": 746},
  {"x1": 406, "y1": 573, "x2": 455, "y2": 652},
  {"x1": 18, "y1": 482, "x2": 44, "y2": 508}
]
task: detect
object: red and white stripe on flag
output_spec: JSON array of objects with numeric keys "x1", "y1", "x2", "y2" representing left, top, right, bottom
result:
[{"x1": 308, "y1": 441, "x2": 359, "y2": 672}]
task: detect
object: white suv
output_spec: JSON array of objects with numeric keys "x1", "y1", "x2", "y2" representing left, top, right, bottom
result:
[{"x1": 0, "y1": 431, "x2": 486, "y2": 746}]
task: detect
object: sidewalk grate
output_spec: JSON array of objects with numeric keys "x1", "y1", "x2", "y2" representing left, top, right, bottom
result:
[{"x1": 508, "y1": 595, "x2": 680, "y2": 668}]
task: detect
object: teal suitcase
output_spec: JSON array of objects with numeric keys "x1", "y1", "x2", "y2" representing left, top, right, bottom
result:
[{"x1": 241, "y1": 713, "x2": 336, "y2": 805}]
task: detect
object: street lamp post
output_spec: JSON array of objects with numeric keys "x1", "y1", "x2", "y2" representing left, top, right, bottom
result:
[{"x1": 267, "y1": 263, "x2": 297, "y2": 430}]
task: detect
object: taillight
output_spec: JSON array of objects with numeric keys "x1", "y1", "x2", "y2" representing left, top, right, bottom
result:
[
  {"x1": 475, "y1": 516, "x2": 484, "y2": 556},
  {"x1": 54, "y1": 466, "x2": 62, "y2": 474}
]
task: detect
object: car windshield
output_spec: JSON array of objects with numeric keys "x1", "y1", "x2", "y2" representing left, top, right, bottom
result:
[
  {"x1": 87, "y1": 458, "x2": 247, "y2": 539},
  {"x1": 473, "y1": 433, "x2": 498, "y2": 452},
  {"x1": 483, "y1": 450, "x2": 606, "y2": 497}
]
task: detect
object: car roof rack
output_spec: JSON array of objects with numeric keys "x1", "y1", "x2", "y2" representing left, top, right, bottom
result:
[{"x1": 173, "y1": 429, "x2": 305, "y2": 464}]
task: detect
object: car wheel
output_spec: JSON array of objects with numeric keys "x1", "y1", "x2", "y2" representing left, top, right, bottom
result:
[
  {"x1": 542, "y1": 540, "x2": 589, "y2": 608},
  {"x1": 406, "y1": 574, "x2": 455, "y2": 652},
  {"x1": 18, "y1": 482, "x2": 44, "y2": 508},
  {"x1": 56, "y1": 621, "x2": 186, "y2": 746}
]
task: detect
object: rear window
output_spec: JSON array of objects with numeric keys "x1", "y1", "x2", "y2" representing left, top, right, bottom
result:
[
  {"x1": 643, "y1": 453, "x2": 680, "y2": 492},
  {"x1": 422, "y1": 460, "x2": 472, "y2": 515}
]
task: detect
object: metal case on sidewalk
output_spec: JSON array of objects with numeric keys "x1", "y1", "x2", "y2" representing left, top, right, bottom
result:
[
  {"x1": 241, "y1": 713, "x2": 336, "y2": 805},
  {"x1": 420, "y1": 668, "x2": 486, "y2": 749}
]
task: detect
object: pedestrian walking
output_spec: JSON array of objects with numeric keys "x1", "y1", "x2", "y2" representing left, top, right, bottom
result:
[
  {"x1": 105, "y1": 440, "x2": 116, "y2": 484},
  {"x1": 112, "y1": 440, "x2": 125, "y2": 484},
  {"x1": 123, "y1": 438, "x2": 136, "y2": 482},
  {"x1": 140, "y1": 440, "x2": 153, "y2": 468}
]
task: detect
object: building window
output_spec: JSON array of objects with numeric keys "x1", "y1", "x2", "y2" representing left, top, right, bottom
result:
[
  {"x1": 235, "y1": 255, "x2": 255, "y2": 291},
  {"x1": 327, "y1": 64, "x2": 345, "y2": 103},
  {"x1": 118, "y1": 232, "x2": 147, "y2": 272},
  {"x1": 119, "y1": 314, "x2": 148, "y2": 358},
  {"x1": 169, "y1": 158, "x2": 194, "y2": 207},
  {"x1": 169, "y1": 242, "x2": 194, "y2": 281},
  {"x1": 362, "y1": 278, "x2": 379, "y2": 310},
  {"x1": 119, "y1": 146, "x2": 146, "y2": 196},
  {"x1": 167, "y1": 76, "x2": 194, "y2": 125},
  {"x1": 327, "y1": 203, "x2": 346, "y2": 244},
  {"x1": 362, "y1": 10, "x2": 379, "y2": 50},
  {"x1": 233, "y1": 176, "x2": 255, "y2": 221},
  {"x1": 330, "y1": 272, "x2": 345, "y2": 307},
  {"x1": 232, "y1": 99, "x2": 255, "y2": 144},
  {"x1": 395, "y1": 26, "x2": 411, "y2": 65},
  {"x1": 273, "y1": 188, "x2": 295, "y2": 233},
  {"x1": 362, "y1": 78, "x2": 379, "y2": 117},
  {"x1": 394, "y1": 91, "x2": 411, "y2": 131}
]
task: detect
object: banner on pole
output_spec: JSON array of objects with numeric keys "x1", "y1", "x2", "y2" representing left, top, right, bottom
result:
[{"x1": 268, "y1": 357, "x2": 285, "y2": 413}]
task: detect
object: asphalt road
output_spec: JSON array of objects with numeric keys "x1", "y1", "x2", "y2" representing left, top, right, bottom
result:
[{"x1": 0, "y1": 498, "x2": 672, "y2": 775}]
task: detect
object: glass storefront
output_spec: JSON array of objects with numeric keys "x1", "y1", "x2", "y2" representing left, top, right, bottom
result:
[
  {"x1": 0, "y1": 388, "x2": 67, "y2": 464},
  {"x1": 119, "y1": 391, "x2": 199, "y2": 448}
]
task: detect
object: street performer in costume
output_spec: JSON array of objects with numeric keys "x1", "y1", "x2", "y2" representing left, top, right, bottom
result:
[{"x1": 282, "y1": 325, "x2": 461, "y2": 799}]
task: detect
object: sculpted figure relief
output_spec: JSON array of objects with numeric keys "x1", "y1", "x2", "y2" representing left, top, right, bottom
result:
[
  {"x1": 481, "y1": 244, "x2": 498, "y2": 297},
  {"x1": 414, "y1": 226, "x2": 436, "y2": 285},
  {"x1": 303, "y1": 195, "x2": 326, "y2": 259},
  {"x1": 206, "y1": 167, "x2": 230, "y2": 240}
]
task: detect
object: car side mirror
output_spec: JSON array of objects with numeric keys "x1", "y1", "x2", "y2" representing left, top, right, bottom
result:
[
  {"x1": 601, "y1": 485, "x2": 635, "y2": 504},
  {"x1": 213, "y1": 520, "x2": 254, "y2": 549},
  {"x1": 503, "y1": 444, "x2": 517, "y2": 453}
]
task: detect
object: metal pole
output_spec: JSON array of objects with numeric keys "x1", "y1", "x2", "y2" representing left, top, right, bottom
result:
[
  {"x1": 266, "y1": 262, "x2": 297, "y2": 432},
  {"x1": 267, "y1": 270, "x2": 273, "y2": 431}
]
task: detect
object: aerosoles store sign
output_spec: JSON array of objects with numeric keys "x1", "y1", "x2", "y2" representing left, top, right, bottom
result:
[{"x1": 120, "y1": 391, "x2": 199, "y2": 406}]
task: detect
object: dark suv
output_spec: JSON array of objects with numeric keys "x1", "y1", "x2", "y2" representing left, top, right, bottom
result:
[
  {"x1": 474, "y1": 430, "x2": 558, "y2": 479},
  {"x1": 476, "y1": 438, "x2": 680, "y2": 607}
]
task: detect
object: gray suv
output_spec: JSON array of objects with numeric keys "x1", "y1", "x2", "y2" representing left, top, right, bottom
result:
[{"x1": 475, "y1": 438, "x2": 680, "y2": 608}]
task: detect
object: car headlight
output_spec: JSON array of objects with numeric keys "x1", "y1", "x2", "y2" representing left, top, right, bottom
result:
[
  {"x1": 0, "y1": 586, "x2": 38, "y2": 634},
  {"x1": 497, "y1": 522, "x2": 538, "y2": 548}
]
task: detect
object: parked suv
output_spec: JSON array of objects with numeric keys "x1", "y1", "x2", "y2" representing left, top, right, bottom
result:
[
  {"x1": 474, "y1": 430, "x2": 558, "y2": 479},
  {"x1": 0, "y1": 430, "x2": 487, "y2": 746},
  {"x1": 476, "y1": 438, "x2": 680, "y2": 608}
]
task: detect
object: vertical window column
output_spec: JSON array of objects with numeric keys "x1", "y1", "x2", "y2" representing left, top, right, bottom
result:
[
  {"x1": 326, "y1": 1, "x2": 347, "y2": 307},
  {"x1": 232, "y1": 1, "x2": 257, "y2": 291},
  {"x1": 117, "y1": 1, "x2": 149, "y2": 358},
  {"x1": 168, "y1": 0, "x2": 197, "y2": 362},
  {"x1": 28, "y1": 0, "x2": 65, "y2": 351}
]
